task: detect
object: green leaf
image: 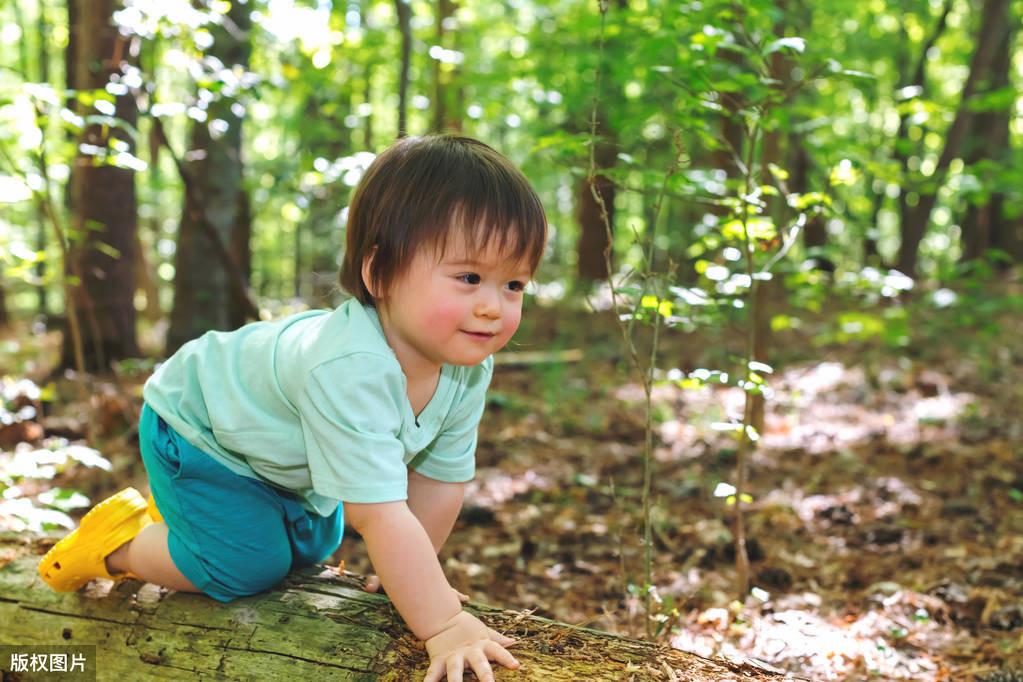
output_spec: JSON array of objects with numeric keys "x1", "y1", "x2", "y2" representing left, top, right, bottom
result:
[
  {"x1": 94, "y1": 242, "x2": 122, "y2": 260},
  {"x1": 787, "y1": 192, "x2": 832, "y2": 210},
  {"x1": 38, "y1": 487, "x2": 91, "y2": 512},
  {"x1": 722, "y1": 217, "x2": 776, "y2": 242},
  {"x1": 768, "y1": 163, "x2": 789, "y2": 181},
  {"x1": 765, "y1": 37, "x2": 805, "y2": 55}
]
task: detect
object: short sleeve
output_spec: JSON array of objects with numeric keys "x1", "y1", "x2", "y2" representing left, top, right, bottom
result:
[
  {"x1": 297, "y1": 354, "x2": 410, "y2": 503},
  {"x1": 409, "y1": 356, "x2": 494, "y2": 482}
]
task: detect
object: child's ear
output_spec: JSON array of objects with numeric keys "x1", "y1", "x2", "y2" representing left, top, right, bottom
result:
[{"x1": 361, "y1": 246, "x2": 380, "y2": 299}]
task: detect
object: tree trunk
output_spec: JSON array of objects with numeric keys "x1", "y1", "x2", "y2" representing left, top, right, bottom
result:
[
  {"x1": 33, "y1": 0, "x2": 51, "y2": 316},
  {"x1": 0, "y1": 276, "x2": 8, "y2": 327},
  {"x1": 959, "y1": 16, "x2": 1014, "y2": 265},
  {"x1": 576, "y1": 106, "x2": 618, "y2": 283},
  {"x1": 891, "y1": 0, "x2": 953, "y2": 276},
  {"x1": 61, "y1": 0, "x2": 140, "y2": 372},
  {"x1": 429, "y1": 0, "x2": 462, "y2": 134},
  {"x1": 230, "y1": 189, "x2": 253, "y2": 329},
  {"x1": 576, "y1": 176, "x2": 616, "y2": 283},
  {"x1": 166, "y1": 2, "x2": 252, "y2": 354},
  {"x1": 134, "y1": 231, "x2": 161, "y2": 324},
  {"x1": 395, "y1": 0, "x2": 412, "y2": 138},
  {"x1": 0, "y1": 538, "x2": 795, "y2": 681},
  {"x1": 897, "y1": 0, "x2": 1010, "y2": 276},
  {"x1": 789, "y1": 143, "x2": 825, "y2": 252},
  {"x1": 363, "y1": 62, "x2": 374, "y2": 149}
]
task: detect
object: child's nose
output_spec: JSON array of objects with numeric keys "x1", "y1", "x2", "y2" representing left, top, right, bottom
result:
[{"x1": 474, "y1": 290, "x2": 500, "y2": 319}]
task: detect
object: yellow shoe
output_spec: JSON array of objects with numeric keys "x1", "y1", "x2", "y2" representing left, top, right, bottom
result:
[
  {"x1": 37, "y1": 487, "x2": 153, "y2": 592},
  {"x1": 146, "y1": 493, "x2": 163, "y2": 523}
]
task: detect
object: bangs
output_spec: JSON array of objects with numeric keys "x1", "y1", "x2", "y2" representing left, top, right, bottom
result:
[{"x1": 431, "y1": 201, "x2": 547, "y2": 273}]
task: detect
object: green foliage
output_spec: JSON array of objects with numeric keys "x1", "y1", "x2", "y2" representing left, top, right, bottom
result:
[{"x1": 0, "y1": 0, "x2": 1017, "y2": 318}]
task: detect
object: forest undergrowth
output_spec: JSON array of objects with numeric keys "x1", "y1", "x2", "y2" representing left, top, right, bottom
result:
[{"x1": 1, "y1": 292, "x2": 1021, "y2": 682}]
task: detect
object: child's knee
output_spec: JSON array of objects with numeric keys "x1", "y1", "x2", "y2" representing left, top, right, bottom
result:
[{"x1": 213, "y1": 548, "x2": 292, "y2": 600}]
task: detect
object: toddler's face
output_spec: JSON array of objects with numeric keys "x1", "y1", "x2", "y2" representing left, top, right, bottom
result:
[{"x1": 376, "y1": 237, "x2": 531, "y2": 371}]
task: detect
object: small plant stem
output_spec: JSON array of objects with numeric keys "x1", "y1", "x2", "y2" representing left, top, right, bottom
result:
[
  {"x1": 734, "y1": 118, "x2": 762, "y2": 599},
  {"x1": 587, "y1": 1, "x2": 685, "y2": 639}
]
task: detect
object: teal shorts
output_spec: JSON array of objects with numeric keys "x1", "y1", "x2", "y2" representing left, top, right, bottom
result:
[{"x1": 138, "y1": 403, "x2": 344, "y2": 602}]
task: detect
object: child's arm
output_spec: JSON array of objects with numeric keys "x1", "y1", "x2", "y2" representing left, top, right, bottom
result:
[
  {"x1": 406, "y1": 468, "x2": 464, "y2": 553},
  {"x1": 345, "y1": 501, "x2": 519, "y2": 680},
  {"x1": 362, "y1": 471, "x2": 469, "y2": 602}
]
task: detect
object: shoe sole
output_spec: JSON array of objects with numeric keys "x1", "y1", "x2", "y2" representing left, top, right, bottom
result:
[{"x1": 37, "y1": 487, "x2": 150, "y2": 592}]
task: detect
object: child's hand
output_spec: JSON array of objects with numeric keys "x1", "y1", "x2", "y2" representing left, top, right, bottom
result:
[
  {"x1": 424, "y1": 610, "x2": 519, "y2": 682},
  {"x1": 364, "y1": 574, "x2": 469, "y2": 603}
]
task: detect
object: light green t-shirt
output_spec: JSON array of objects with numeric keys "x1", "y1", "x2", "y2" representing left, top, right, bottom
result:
[{"x1": 142, "y1": 299, "x2": 493, "y2": 516}]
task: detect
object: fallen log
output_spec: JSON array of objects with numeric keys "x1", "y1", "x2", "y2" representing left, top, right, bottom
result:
[{"x1": 0, "y1": 534, "x2": 800, "y2": 680}]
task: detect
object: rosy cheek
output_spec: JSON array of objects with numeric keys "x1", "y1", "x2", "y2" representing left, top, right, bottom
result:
[
  {"x1": 501, "y1": 307, "x2": 522, "y2": 340},
  {"x1": 431, "y1": 301, "x2": 464, "y2": 330}
]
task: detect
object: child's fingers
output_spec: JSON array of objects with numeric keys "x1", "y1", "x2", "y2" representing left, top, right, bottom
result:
[
  {"x1": 465, "y1": 649, "x2": 495, "y2": 682},
  {"x1": 456, "y1": 589, "x2": 470, "y2": 603},
  {"x1": 484, "y1": 640, "x2": 521, "y2": 670},
  {"x1": 364, "y1": 575, "x2": 381, "y2": 593},
  {"x1": 446, "y1": 654, "x2": 467, "y2": 682},
  {"x1": 486, "y1": 627, "x2": 516, "y2": 648},
  {"x1": 423, "y1": 657, "x2": 447, "y2": 682}
]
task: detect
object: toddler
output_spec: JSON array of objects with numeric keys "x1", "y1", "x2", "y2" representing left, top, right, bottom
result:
[{"x1": 38, "y1": 133, "x2": 548, "y2": 682}]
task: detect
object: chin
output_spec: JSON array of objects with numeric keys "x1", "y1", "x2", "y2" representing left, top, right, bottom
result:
[{"x1": 447, "y1": 351, "x2": 492, "y2": 366}]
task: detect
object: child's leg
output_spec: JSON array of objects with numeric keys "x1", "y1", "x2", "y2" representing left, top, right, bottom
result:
[
  {"x1": 105, "y1": 522, "x2": 200, "y2": 593},
  {"x1": 138, "y1": 405, "x2": 305, "y2": 601}
]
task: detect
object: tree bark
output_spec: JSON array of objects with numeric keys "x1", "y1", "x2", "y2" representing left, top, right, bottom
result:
[
  {"x1": 959, "y1": 15, "x2": 1014, "y2": 264},
  {"x1": 429, "y1": 0, "x2": 463, "y2": 134},
  {"x1": 61, "y1": 0, "x2": 140, "y2": 372},
  {"x1": 134, "y1": 231, "x2": 161, "y2": 324},
  {"x1": 789, "y1": 143, "x2": 825, "y2": 252},
  {"x1": 577, "y1": 105, "x2": 618, "y2": 283},
  {"x1": 891, "y1": 0, "x2": 953, "y2": 273},
  {"x1": 166, "y1": 2, "x2": 253, "y2": 354},
  {"x1": 897, "y1": 0, "x2": 1010, "y2": 276},
  {"x1": 395, "y1": 0, "x2": 412, "y2": 138},
  {"x1": 0, "y1": 276, "x2": 8, "y2": 327},
  {"x1": 17, "y1": 0, "x2": 52, "y2": 317},
  {"x1": 0, "y1": 537, "x2": 796, "y2": 681},
  {"x1": 363, "y1": 62, "x2": 375, "y2": 149}
]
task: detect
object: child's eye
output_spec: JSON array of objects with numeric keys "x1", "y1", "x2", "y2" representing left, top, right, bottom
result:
[
  {"x1": 506, "y1": 280, "x2": 526, "y2": 292},
  {"x1": 456, "y1": 273, "x2": 481, "y2": 285}
]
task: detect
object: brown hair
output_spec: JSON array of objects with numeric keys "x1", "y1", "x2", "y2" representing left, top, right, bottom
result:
[{"x1": 339, "y1": 134, "x2": 548, "y2": 306}]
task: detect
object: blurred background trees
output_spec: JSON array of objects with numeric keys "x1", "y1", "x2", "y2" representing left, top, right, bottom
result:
[{"x1": 0, "y1": 0, "x2": 1020, "y2": 369}]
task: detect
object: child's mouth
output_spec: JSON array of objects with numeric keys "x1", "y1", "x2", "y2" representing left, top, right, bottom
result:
[{"x1": 462, "y1": 331, "x2": 495, "y2": 340}]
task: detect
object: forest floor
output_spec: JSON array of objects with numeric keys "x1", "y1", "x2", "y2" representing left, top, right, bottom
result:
[{"x1": 1, "y1": 289, "x2": 1021, "y2": 681}]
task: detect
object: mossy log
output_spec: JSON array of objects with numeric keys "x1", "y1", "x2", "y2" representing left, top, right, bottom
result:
[{"x1": 0, "y1": 534, "x2": 800, "y2": 681}]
